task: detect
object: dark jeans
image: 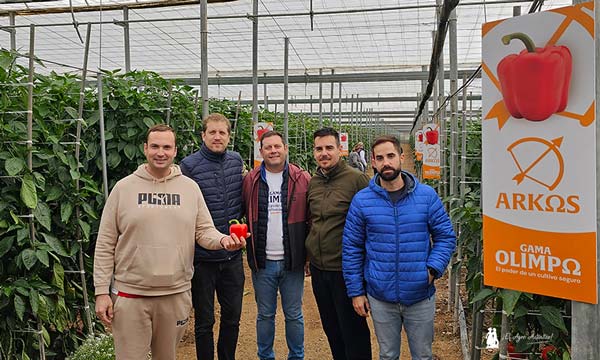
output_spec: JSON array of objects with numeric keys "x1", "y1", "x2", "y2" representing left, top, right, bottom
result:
[
  {"x1": 193, "y1": 255, "x2": 245, "y2": 360},
  {"x1": 310, "y1": 264, "x2": 372, "y2": 360}
]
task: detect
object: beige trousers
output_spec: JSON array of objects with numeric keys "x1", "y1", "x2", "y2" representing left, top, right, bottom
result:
[{"x1": 112, "y1": 290, "x2": 192, "y2": 360}]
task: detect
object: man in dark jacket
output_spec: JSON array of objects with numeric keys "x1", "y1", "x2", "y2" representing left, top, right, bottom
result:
[
  {"x1": 343, "y1": 135, "x2": 456, "y2": 360},
  {"x1": 180, "y1": 113, "x2": 244, "y2": 360},
  {"x1": 306, "y1": 127, "x2": 372, "y2": 360},
  {"x1": 242, "y1": 130, "x2": 311, "y2": 360}
]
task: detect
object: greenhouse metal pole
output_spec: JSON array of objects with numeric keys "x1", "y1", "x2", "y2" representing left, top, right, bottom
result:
[
  {"x1": 350, "y1": 94, "x2": 354, "y2": 140},
  {"x1": 338, "y1": 82, "x2": 342, "y2": 129},
  {"x1": 360, "y1": 100, "x2": 363, "y2": 142},
  {"x1": 9, "y1": 12, "x2": 16, "y2": 50},
  {"x1": 572, "y1": 0, "x2": 600, "y2": 358},
  {"x1": 200, "y1": 0, "x2": 209, "y2": 119},
  {"x1": 329, "y1": 69, "x2": 335, "y2": 123},
  {"x1": 283, "y1": 37, "x2": 289, "y2": 143},
  {"x1": 448, "y1": 7, "x2": 458, "y2": 315},
  {"x1": 421, "y1": 65, "x2": 429, "y2": 131},
  {"x1": 309, "y1": 95, "x2": 313, "y2": 119},
  {"x1": 251, "y1": 0, "x2": 258, "y2": 123},
  {"x1": 319, "y1": 68, "x2": 323, "y2": 125},
  {"x1": 97, "y1": 74, "x2": 109, "y2": 199},
  {"x1": 264, "y1": 73, "x2": 268, "y2": 109},
  {"x1": 26, "y1": 25, "x2": 45, "y2": 360},
  {"x1": 122, "y1": 6, "x2": 131, "y2": 72},
  {"x1": 437, "y1": 3, "x2": 447, "y2": 199},
  {"x1": 75, "y1": 23, "x2": 94, "y2": 337}
]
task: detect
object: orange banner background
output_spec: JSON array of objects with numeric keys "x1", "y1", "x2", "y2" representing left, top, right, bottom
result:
[{"x1": 483, "y1": 216, "x2": 597, "y2": 304}]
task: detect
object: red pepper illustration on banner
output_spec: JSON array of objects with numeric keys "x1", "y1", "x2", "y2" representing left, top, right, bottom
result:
[
  {"x1": 417, "y1": 131, "x2": 423, "y2": 142},
  {"x1": 425, "y1": 127, "x2": 438, "y2": 145},
  {"x1": 256, "y1": 125, "x2": 269, "y2": 141},
  {"x1": 497, "y1": 32, "x2": 572, "y2": 121}
]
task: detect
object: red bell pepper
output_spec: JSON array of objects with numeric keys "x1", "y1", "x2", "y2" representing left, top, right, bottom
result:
[
  {"x1": 425, "y1": 127, "x2": 438, "y2": 145},
  {"x1": 229, "y1": 219, "x2": 248, "y2": 239},
  {"x1": 497, "y1": 32, "x2": 572, "y2": 121}
]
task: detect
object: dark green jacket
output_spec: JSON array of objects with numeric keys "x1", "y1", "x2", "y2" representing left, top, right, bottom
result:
[{"x1": 306, "y1": 161, "x2": 369, "y2": 271}]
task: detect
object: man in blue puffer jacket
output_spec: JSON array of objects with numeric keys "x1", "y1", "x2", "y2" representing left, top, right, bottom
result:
[
  {"x1": 180, "y1": 113, "x2": 244, "y2": 360},
  {"x1": 342, "y1": 135, "x2": 456, "y2": 360}
]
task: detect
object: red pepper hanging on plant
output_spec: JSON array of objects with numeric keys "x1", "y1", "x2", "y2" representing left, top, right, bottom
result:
[{"x1": 497, "y1": 32, "x2": 572, "y2": 121}]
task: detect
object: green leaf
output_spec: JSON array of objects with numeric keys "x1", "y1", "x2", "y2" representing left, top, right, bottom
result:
[
  {"x1": 5, "y1": 157, "x2": 25, "y2": 176},
  {"x1": 33, "y1": 172, "x2": 45, "y2": 191},
  {"x1": 20, "y1": 174, "x2": 38, "y2": 209},
  {"x1": 45, "y1": 186, "x2": 62, "y2": 202},
  {"x1": 65, "y1": 106, "x2": 78, "y2": 119},
  {"x1": 78, "y1": 219, "x2": 91, "y2": 240},
  {"x1": 36, "y1": 249, "x2": 49, "y2": 267},
  {"x1": 33, "y1": 202, "x2": 51, "y2": 231},
  {"x1": 471, "y1": 287, "x2": 495, "y2": 304},
  {"x1": 107, "y1": 151, "x2": 122, "y2": 168},
  {"x1": 82, "y1": 202, "x2": 98, "y2": 219},
  {"x1": 21, "y1": 248, "x2": 37, "y2": 270},
  {"x1": 69, "y1": 169, "x2": 80, "y2": 180},
  {"x1": 141, "y1": 102, "x2": 151, "y2": 111},
  {"x1": 37, "y1": 295, "x2": 49, "y2": 322},
  {"x1": 14, "y1": 294, "x2": 25, "y2": 321},
  {"x1": 52, "y1": 262, "x2": 65, "y2": 296},
  {"x1": 30, "y1": 289, "x2": 39, "y2": 316},
  {"x1": 143, "y1": 117, "x2": 155, "y2": 128},
  {"x1": 539, "y1": 305, "x2": 568, "y2": 333},
  {"x1": 0, "y1": 237, "x2": 14, "y2": 257},
  {"x1": 500, "y1": 289, "x2": 521, "y2": 316},
  {"x1": 41, "y1": 233, "x2": 69, "y2": 257},
  {"x1": 60, "y1": 202, "x2": 73, "y2": 223},
  {"x1": 109, "y1": 99, "x2": 119, "y2": 110},
  {"x1": 124, "y1": 143, "x2": 138, "y2": 160},
  {"x1": 41, "y1": 324, "x2": 50, "y2": 346}
]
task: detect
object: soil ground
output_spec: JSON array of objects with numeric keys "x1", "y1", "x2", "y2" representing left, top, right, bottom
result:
[{"x1": 175, "y1": 257, "x2": 463, "y2": 360}]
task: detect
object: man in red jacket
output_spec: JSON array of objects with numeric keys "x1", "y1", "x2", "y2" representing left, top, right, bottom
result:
[{"x1": 242, "y1": 130, "x2": 311, "y2": 360}]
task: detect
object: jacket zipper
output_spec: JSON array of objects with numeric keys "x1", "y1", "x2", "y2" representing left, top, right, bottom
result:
[{"x1": 394, "y1": 205, "x2": 399, "y2": 302}]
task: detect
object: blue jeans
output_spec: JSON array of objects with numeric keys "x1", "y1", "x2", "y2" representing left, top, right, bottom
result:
[
  {"x1": 252, "y1": 260, "x2": 305, "y2": 360},
  {"x1": 368, "y1": 294, "x2": 436, "y2": 360}
]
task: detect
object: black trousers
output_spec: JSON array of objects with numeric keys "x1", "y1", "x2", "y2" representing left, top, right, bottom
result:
[
  {"x1": 192, "y1": 255, "x2": 245, "y2": 360},
  {"x1": 310, "y1": 264, "x2": 372, "y2": 360}
]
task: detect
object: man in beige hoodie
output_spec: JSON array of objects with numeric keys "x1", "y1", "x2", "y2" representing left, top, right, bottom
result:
[{"x1": 94, "y1": 124, "x2": 246, "y2": 360}]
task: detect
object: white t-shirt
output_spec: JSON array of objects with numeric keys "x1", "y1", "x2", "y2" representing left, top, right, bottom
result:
[{"x1": 265, "y1": 170, "x2": 284, "y2": 260}]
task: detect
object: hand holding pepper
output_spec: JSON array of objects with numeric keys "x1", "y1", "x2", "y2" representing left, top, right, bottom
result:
[{"x1": 497, "y1": 32, "x2": 572, "y2": 121}]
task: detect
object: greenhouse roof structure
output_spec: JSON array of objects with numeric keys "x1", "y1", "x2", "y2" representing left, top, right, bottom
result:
[{"x1": 0, "y1": 0, "x2": 574, "y2": 132}]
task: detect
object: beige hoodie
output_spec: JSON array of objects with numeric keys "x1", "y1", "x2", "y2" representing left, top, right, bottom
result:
[{"x1": 93, "y1": 164, "x2": 226, "y2": 296}]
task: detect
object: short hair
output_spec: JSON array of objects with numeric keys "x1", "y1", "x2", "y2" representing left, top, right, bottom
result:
[
  {"x1": 313, "y1": 127, "x2": 340, "y2": 146},
  {"x1": 371, "y1": 135, "x2": 403, "y2": 155},
  {"x1": 260, "y1": 130, "x2": 286, "y2": 148},
  {"x1": 202, "y1": 113, "x2": 231, "y2": 134},
  {"x1": 146, "y1": 124, "x2": 176, "y2": 144}
]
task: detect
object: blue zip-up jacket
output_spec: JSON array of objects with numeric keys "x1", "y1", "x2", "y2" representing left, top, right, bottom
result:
[
  {"x1": 342, "y1": 171, "x2": 456, "y2": 305},
  {"x1": 180, "y1": 144, "x2": 243, "y2": 263}
]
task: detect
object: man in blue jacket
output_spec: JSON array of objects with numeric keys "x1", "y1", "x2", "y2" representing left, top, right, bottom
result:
[
  {"x1": 180, "y1": 113, "x2": 244, "y2": 360},
  {"x1": 342, "y1": 135, "x2": 456, "y2": 360}
]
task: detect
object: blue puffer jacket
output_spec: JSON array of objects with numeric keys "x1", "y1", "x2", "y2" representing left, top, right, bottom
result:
[
  {"x1": 180, "y1": 144, "x2": 243, "y2": 263},
  {"x1": 342, "y1": 171, "x2": 456, "y2": 305}
]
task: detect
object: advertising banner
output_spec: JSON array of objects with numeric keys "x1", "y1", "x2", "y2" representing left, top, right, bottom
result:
[
  {"x1": 415, "y1": 129, "x2": 425, "y2": 162},
  {"x1": 482, "y1": 2, "x2": 596, "y2": 303},
  {"x1": 422, "y1": 123, "x2": 440, "y2": 179},
  {"x1": 340, "y1": 132, "x2": 349, "y2": 156},
  {"x1": 253, "y1": 122, "x2": 273, "y2": 168}
]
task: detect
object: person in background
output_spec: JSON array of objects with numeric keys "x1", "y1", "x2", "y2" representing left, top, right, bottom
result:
[
  {"x1": 342, "y1": 135, "x2": 456, "y2": 360},
  {"x1": 94, "y1": 124, "x2": 246, "y2": 360},
  {"x1": 242, "y1": 130, "x2": 311, "y2": 360},
  {"x1": 356, "y1": 142, "x2": 368, "y2": 172},
  {"x1": 348, "y1": 143, "x2": 365, "y2": 173},
  {"x1": 305, "y1": 127, "x2": 372, "y2": 360},
  {"x1": 180, "y1": 113, "x2": 245, "y2": 360}
]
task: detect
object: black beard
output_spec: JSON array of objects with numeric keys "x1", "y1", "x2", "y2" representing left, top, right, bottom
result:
[{"x1": 380, "y1": 168, "x2": 401, "y2": 181}]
